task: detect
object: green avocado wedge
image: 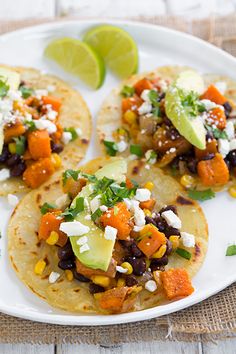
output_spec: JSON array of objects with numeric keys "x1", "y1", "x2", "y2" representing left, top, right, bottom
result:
[
  {"x1": 69, "y1": 158, "x2": 127, "y2": 271},
  {"x1": 165, "y1": 70, "x2": 206, "y2": 150}
]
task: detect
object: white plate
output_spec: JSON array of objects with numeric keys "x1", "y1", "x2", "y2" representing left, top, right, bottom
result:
[{"x1": 0, "y1": 19, "x2": 235, "y2": 326}]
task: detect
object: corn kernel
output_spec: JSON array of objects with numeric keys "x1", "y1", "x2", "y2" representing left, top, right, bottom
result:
[
  {"x1": 117, "y1": 278, "x2": 126, "y2": 287},
  {"x1": 152, "y1": 244, "x2": 167, "y2": 259},
  {"x1": 180, "y1": 174, "x2": 196, "y2": 189},
  {"x1": 228, "y1": 185, "x2": 236, "y2": 198},
  {"x1": 144, "y1": 181, "x2": 154, "y2": 191},
  {"x1": 143, "y1": 208, "x2": 152, "y2": 217},
  {"x1": 121, "y1": 262, "x2": 133, "y2": 275},
  {"x1": 51, "y1": 153, "x2": 62, "y2": 169},
  {"x1": 153, "y1": 270, "x2": 162, "y2": 285},
  {"x1": 129, "y1": 285, "x2": 143, "y2": 295},
  {"x1": 91, "y1": 275, "x2": 111, "y2": 288},
  {"x1": 8, "y1": 143, "x2": 16, "y2": 154},
  {"x1": 140, "y1": 225, "x2": 153, "y2": 238},
  {"x1": 169, "y1": 235, "x2": 180, "y2": 250},
  {"x1": 46, "y1": 231, "x2": 59, "y2": 245},
  {"x1": 123, "y1": 110, "x2": 137, "y2": 125},
  {"x1": 65, "y1": 269, "x2": 74, "y2": 281},
  {"x1": 34, "y1": 259, "x2": 46, "y2": 275},
  {"x1": 93, "y1": 293, "x2": 103, "y2": 300}
]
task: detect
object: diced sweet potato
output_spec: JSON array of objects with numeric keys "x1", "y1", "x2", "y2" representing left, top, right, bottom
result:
[
  {"x1": 4, "y1": 122, "x2": 26, "y2": 143},
  {"x1": 133, "y1": 78, "x2": 153, "y2": 96},
  {"x1": 125, "y1": 178, "x2": 134, "y2": 189},
  {"x1": 138, "y1": 224, "x2": 167, "y2": 258},
  {"x1": 41, "y1": 96, "x2": 62, "y2": 113},
  {"x1": 140, "y1": 199, "x2": 156, "y2": 210},
  {"x1": 197, "y1": 153, "x2": 229, "y2": 186},
  {"x1": 51, "y1": 123, "x2": 63, "y2": 143},
  {"x1": 100, "y1": 202, "x2": 133, "y2": 240},
  {"x1": 76, "y1": 258, "x2": 117, "y2": 279},
  {"x1": 195, "y1": 139, "x2": 217, "y2": 160},
  {"x1": 62, "y1": 177, "x2": 87, "y2": 199},
  {"x1": 38, "y1": 212, "x2": 67, "y2": 247},
  {"x1": 207, "y1": 107, "x2": 226, "y2": 130},
  {"x1": 122, "y1": 94, "x2": 142, "y2": 113},
  {"x1": 98, "y1": 287, "x2": 129, "y2": 312},
  {"x1": 28, "y1": 130, "x2": 51, "y2": 160},
  {"x1": 201, "y1": 84, "x2": 227, "y2": 105},
  {"x1": 23, "y1": 157, "x2": 55, "y2": 188},
  {"x1": 161, "y1": 268, "x2": 194, "y2": 300}
]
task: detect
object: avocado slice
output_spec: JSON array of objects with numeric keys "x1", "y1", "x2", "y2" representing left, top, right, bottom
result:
[
  {"x1": 165, "y1": 70, "x2": 206, "y2": 150},
  {"x1": 69, "y1": 159, "x2": 127, "y2": 271},
  {"x1": 0, "y1": 67, "x2": 21, "y2": 154}
]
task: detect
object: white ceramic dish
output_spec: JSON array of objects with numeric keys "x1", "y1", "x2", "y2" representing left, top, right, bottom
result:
[{"x1": 0, "y1": 19, "x2": 235, "y2": 326}]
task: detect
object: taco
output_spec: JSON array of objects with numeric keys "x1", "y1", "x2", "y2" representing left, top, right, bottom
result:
[
  {"x1": 97, "y1": 66, "x2": 236, "y2": 192},
  {"x1": 0, "y1": 65, "x2": 91, "y2": 195},
  {"x1": 8, "y1": 157, "x2": 208, "y2": 314}
]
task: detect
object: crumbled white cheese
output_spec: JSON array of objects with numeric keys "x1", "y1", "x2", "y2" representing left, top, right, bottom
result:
[
  {"x1": 230, "y1": 138, "x2": 236, "y2": 151},
  {"x1": 138, "y1": 101, "x2": 152, "y2": 115},
  {"x1": 133, "y1": 204, "x2": 146, "y2": 227},
  {"x1": 75, "y1": 127, "x2": 82, "y2": 137},
  {"x1": 225, "y1": 121, "x2": 235, "y2": 140},
  {"x1": 80, "y1": 243, "x2": 90, "y2": 253},
  {"x1": 104, "y1": 226, "x2": 117, "y2": 241},
  {"x1": 7, "y1": 90, "x2": 22, "y2": 101},
  {"x1": 123, "y1": 198, "x2": 132, "y2": 210},
  {"x1": 90, "y1": 195, "x2": 101, "y2": 213},
  {"x1": 128, "y1": 154, "x2": 138, "y2": 161},
  {"x1": 141, "y1": 89, "x2": 151, "y2": 103},
  {"x1": 214, "y1": 81, "x2": 227, "y2": 94},
  {"x1": 47, "y1": 109, "x2": 58, "y2": 121},
  {"x1": 49, "y1": 271, "x2": 60, "y2": 284},
  {"x1": 0, "y1": 168, "x2": 10, "y2": 182},
  {"x1": 145, "y1": 280, "x2": 157, "y2": 292},
  {"x1": 145, "y1": 149, "x2": 157, "y2": 164},
  {"x1": 34, "y1": 119, "x2": 57, "y2": 134},
  {"x1": 135, "y1": 188, "x2": 151, "y2": 202},
  {"x1": 7, "y1": 194, "x2": 19, "y2": 207},
  {"x1": 218, "y1": 138, "x2": 230, "y2": 157},
  {"x1": 55, "y1": 194, "x2": 70, "y2": 209},
  {"x1": 59, "y1": 221, "x2": 90, "y2": 236},
  {"x1": 161, "y1": 210, "x2": 182, "y2": 229},
  {"x1": 116, "y1": 265, "x2": 128, "y2": 274},
  {"x1": 116, "y1": 140, "x2": 128, "y2": 153},
  {"x1": 181, "y1": 232, "x2": 195, "y2": 248},
  {"x1": 200, "y1": 99, "x2": 218, "y2": 111},
  {"x1": 100, "y1": 205, "x2": 108, "y2": 212},
  {"x1": 61, "y1": 131, "x2": 73, "y2": 145},
  {"x1": 133, "y1": 225, "x2": 144, "y2": 232},
  {"x1": 76, "y1": 236, "x2": 88, "y2": 246}
]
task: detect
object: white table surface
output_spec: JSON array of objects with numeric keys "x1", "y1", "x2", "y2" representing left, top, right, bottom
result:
[{"x1": 0, "y1": 1, "x2": 236, "y2": 353}]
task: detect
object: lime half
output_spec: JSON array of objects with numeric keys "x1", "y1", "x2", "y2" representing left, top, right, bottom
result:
[
  {"x1": 44, "y1": 37, "x2": 105, "y2": 89},
  {"x1": 84, "y1": 25, "x2": 138, "y2": 78}
]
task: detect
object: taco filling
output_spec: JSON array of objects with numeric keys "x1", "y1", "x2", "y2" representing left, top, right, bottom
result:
[
  {"x1": 100, "y1": 69, "x2": 236, "y2": 190},
  {"x1": 24, "y1": 158, "x2": 207, "y2": 314}
]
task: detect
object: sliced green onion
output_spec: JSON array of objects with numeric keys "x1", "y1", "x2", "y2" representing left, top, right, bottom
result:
[{"x1": 176, "y1": 247, "x2": 192, "y2": 260}]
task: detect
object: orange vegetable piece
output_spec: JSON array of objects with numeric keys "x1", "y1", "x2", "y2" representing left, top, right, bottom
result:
[
  {"x1": 42, "y1": 96, "x2": 62, "y2": 113},
  {"x1": 137, "y1": 224, "x2": 167, "y2": 258},
  {"x1": 23, "y1": 157, "x2": 55, "y2": 189},
  {"x1": 140, "y1": 199, "x2": 156, "y2": 210},
  {"x1": 98, "y1": 287, "x2": 129, "y2": 312},
  {"x1": 201, "y1": 84, "x2": 227, "y2": 105},
  {"x1": 207, "y1": 107, "x2": 226, "y2": 130},
  {"x1": 197, "y1": 153, "x2": 229, "y2": 186},
  {"x1": 125, "y1": 178, "x2": 134, "y2": 189},
  {"x1": 161, "y1": 268, "x2": 194, "y2": 300},
  {"x1": 76, "y1": 258, "x2": 117, "y2": 279},
  {"x1": 122, "y1": 94, "x2": 142, "y2": 113},
  {"x1": 100, "y1": 202, "x2": 133, "y2": 240},
  {"x1": 28, "y1": 130, "x2": 51, "y2": 160},
  {"x1": 38, "y1": 212, "x2": 67, "y2": 247},
  {"x1": 195, "y1": 139, "x2": 217, "y2": 160},
  {"x1": 23, "y1": 149, "x2": 32, "y2": 161},
  {"x1": 4, "y1": 122, "x2": 26, "y2": 143},
  {"x1": 133, "y1": 78, "x2": 153, "y2": 96},
  {"x1": 51, "y1": 123, "x2": 63, "y2": 143}
]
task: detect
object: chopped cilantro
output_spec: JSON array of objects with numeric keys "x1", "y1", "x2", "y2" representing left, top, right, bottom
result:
[
  {"x1": 91, "y1": 208, "x2": 102, "y2": 222},
  {"x1": 40, "y1": 202, "x2": 56, "y2": 215},
  {"x1": 188, "y1": 188, "x2": 215, "y2": 202},
  {"x1": 179, "y1": 89, "x2": 205, "y2": 117},
  {"x1": 61, "y1": 197, "x2": 84, "y2": 221},
  {"x1": 19, "y1": 86, "x2": 34, "y2": 99},
  {"x1": 212, "y1": 128, "x2": 228, "y2": 140},
  {"x1": 0, "y1": 79, "x2": 9, "y2": 98},
  {"x1": 120, "y1": 85, "x2": 135, "y2": 97},
  {"x1": 226, "y1": 245, "x2": 236, "y2": 256},
  {"x1": 176, "y1": 247, "x2": 192, "y2": 260},
  {"x1": 13, "y1": 136, "x2": 26, "y2": 155},
  {"x1": 25, "y1": 120, "x2": 36, "y2": 132},
  {"x1": 103, "y1": 140, "x2": 118, "y2": 156},
  {"x1": 64, "y1": 127, "x2": 78, "y2": 141},
  {"x1": 148, "y1": 90, "x2": 161, "y2": 117},
  {"x1": 130, "y1": 144, "x2": 143, "y2": 157},
  {"x1": 81, "y1": 172, "x2": 97, "y2": 183},
  {"x1": 62, "y1": 169, "x2": 80, "y2": 186}
]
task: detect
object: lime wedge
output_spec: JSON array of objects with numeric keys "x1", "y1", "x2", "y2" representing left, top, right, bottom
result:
[
  {"x1": 84, "y1": 25, "x2": 138, "y2": 78},
  {"x1": 44, "y1": 37, "x2": 105, "y2": 89}
]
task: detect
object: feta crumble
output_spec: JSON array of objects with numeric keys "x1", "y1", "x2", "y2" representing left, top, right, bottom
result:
[
  {"x1": 34, "y1": 119, "x2": 57, "y2": 134},
  {"x1": 49, "y1": 271, "x2": 60, "y2": 284},
  {"x1": 90, "y1": 195, "x2": 101, "y2": 213},
  {"x1": 181, "y1": 232, "x2": 195, "y2": 248},
  {"x1": 104, "y1": 226, "x2": 117, "y2": 241},
  {"x1": 141, "y1": 89, "x2": 151, "y2": 103},
  {"x1": 135, "y1": 188, "x2": 151, "y2": 202},
  {"x1": 161, "y1": 210, "x2": 182, "y2": 229},
  {"x1": 218, "y1": 138, "x2": 230, "y2": 157},
  {"x1": 59, "y1": 221, "x2": 90, "y2": 236},
  {"x1": 116, "y1": 265, "x2": 128, "y2": 274},
  {"x1": 145, "y1": 280, "x2": 157, "y2": 292},
  {"x1": 200, "y1": 99, "x2": 218, "y2": 111},
  {"x1": 7, "y1": 194, "x2": 19, "y2": 207},
  {"x1": 100, "y1": 205, "x2": 108, "y2": 212},
  {"x1": 138, "y1": 101, "x2": 152, "y2": 115},
  {"x1": 61, "y1": 131, "x2": 73, "y2": 145},
  {"x1": 116, "y1": 140, "x2": 127, "y2": 153},
  {"x1": 0, "y1": 168, "x2": 10, "y2": 182},
  {"x1": 76, "y1": 236, "x2": 88, "y2": 246},
  {"x1": 225, "y1": 121, "x2": 235, "y2": 140},
  {"x1": 145, "y1": 149, "x2": 157, "y2": 164}
]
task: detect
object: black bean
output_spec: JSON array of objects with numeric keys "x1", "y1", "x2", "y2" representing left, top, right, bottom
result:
[
  {"x1": 0, "y1": 145, "x2": 10, "y2": 163},
  {"x1": 164, "y1": 226, "x2": 180, "y2": 238},
  {"x1": 186, "y1": 158, "x2": 198, "y2": 174},
  {"x1": 145, "y1": 216, "x2": 157, "y2": 228},
  {"x1": 51, "y1": 141, "x2": 64, "y2": 154},
  {"x1": 165, "y1": 240, "x2": 172, "y2": 255},
  {"x1": 119, "y1": 240, "x2": 134, "y2": 248},
  {"x1": 227, "y1": 149, "x2": 236, "y2": 167},
  {"x1": 206, "y1": 131, "x2": 214, "y2": 141},
  {"x1": 223, "y1": 101, "x2": 232, "y2": 118},
  {"x1": 201, "y1": 153, "x2": 215, "y2": 161},
  {"x1": 89, "y1": 283, "x2": 105, "y2": 294},
  {"x1": 158, "y1": 92, "x2": 166, "y2": 101},
  {"x1": 58, "y1": 259, "x2": 75, "y2": 270},
  {"x1": 6, "y1": 154, "x2": 21, "y2": 167},
  {"x1": 10, "y1": 161, "x2": 26, "y2": 177},
  {"x1": 73, "y1": 269, "x2": 90, "y2": 282},
  {"x1": 162, "y1": 116, "x2": 172, "y2": 127},
  {"x1": 154, "y1": 216, "x2": 166, "y2": 232},
  {"x1": 125, "y1": 275, "x2": 138, "y2": 287},
  {"x1": 224, "y1": 157, "x2": 231, "y2": 170},
  {"x1": 57, "y1": 241, "x2": 74, "y2": 260},
  {"x1": 130, "y1": 243, "x2": 143, "y2": 257},
  {"x1": 126, "y1": 257, "x2": 146, "y2": 276},
  {"x1": 150, "y1": 255, "x2": 168, "y2": 271},
  {"x1": 159, "y1": 205, "x2": 177, "y2": 215}
]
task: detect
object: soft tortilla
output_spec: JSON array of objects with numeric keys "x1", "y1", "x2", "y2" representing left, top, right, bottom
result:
[
  {"x1": 0, "y1": 65, "x2": 91, "y2": 196},
  {"x1": 8, "y1": 157, "x2": 208, "y2": 314}
]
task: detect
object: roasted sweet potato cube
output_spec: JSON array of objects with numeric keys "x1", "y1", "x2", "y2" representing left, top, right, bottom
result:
[
  {"x1": 138, "y1": 224, "x2": 167, "y2": 258},
  {"x1": 28, "y1": 130, "x2": 51, "y2": 160},
  {"x1": 161, "y1": 268, "x2": 194, "y2": 300},
  {"x1": 23, "y1": 157, "x2": 55, "y2": 188},
  {"x1": 197, "y1": 153, "x2": 229, "y2": 186}
]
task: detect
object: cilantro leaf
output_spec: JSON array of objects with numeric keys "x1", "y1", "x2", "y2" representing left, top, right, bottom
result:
[
  {"x1": 13, "y1": 136, "x2": 26, "y2": 155},
  {"x1": 61, "y1": 197, "x2": 84, "y2": 221},
  {"x1": 226, "y1": 245, "x2": 236, "y2": 256},
  {"x1": 0, "y1": 79, "x2": 9, "y2": 98},
  {"x1": 103, "y1": 140, "x2": 118, "y2": 156},
  {"x1": 120, "y1": 85, "x2": 135, "y2": 97},
  {"x1": 25, "y1": 120, "x2": 36, "y2": 132},
  {"x1": 130, "y1": 144, "x2": 143, "y2": 157},
  {"x1": 179, "y1": 89, "x2": 205, "y2": 117},
  {"x1": 91, "y1": 208, "x2": 102, "y2": 222},
  {"x1": 176, "y1": 248, "x2": 192, "y2": 260},
  {"x1": 40, "y1": 202, "x2": 56, "y2": 215},
  {"x1": 188, "y1": 188, "x2": 215, "y2": 201},
  {"x1": 81, "y1": 172, "x2": 97, "y2": 183},
  {"x1": 64, "y1": 127, "x2": 78, "y2": 141},
  {"x1": 148, "y1": 90, "x2": 161, "y2": 117},
  {"x1": 62, "y1": 169, "x2": 80, "y2": 186},
  {"x1": 19, "y1": 86, "x2": 34, "y2": 99}
]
